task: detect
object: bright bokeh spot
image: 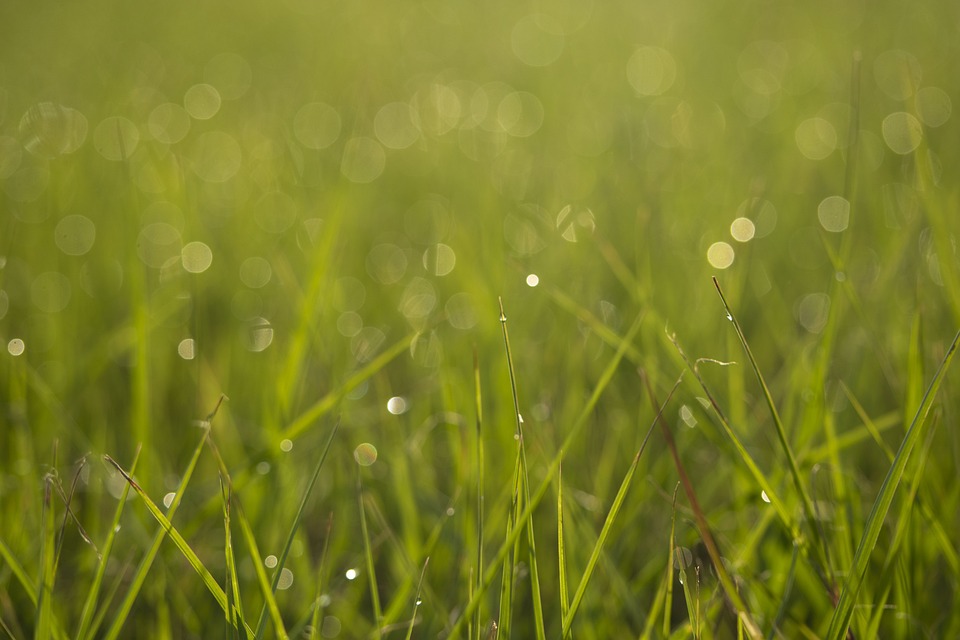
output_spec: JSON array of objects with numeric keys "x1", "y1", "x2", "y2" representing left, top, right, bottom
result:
[
  {"x1": 204, "y1": 53, "x2": 252, "y2": 100},
  {"x1": 354, "y1": 443, "x2": 378, "y2": 466},
  {"x1": 797, "y1": 293, "x2": 831, "y2": 333},
  {"x1": 387, "y1": 396, "x2": 408, "y2": 415},
  {"x1": 177, "y1": 338, "x2": 195, "y2": 360},
  {"x1": 247, "y1": 317, "x2": 274, "y2": 352},
  {"x1": 345, "y1": 568, "x2": 358, "y2": 580},
  {"x1": 55, "y1": 215, "x2": 96, "y2": 256},
  {"x1": 184, "y1": 84, "x2": 222, "y2": 120},
  {"x1": 818, "y1": 196, "x2": 851, "y2": 233},
  {"x1": 729, "y1": 217, "x2": 755, "y2": 242},
  {"x1": 882, "y1": 111, "x2": 923, "y2": 155},
  {"x1": 340, "y1": 137, "x2": 386, "y2": 183},
  {"x1": 181, "y1": 241, "x2": 213, "y2": 273},
  {"x1": 279, "y1": 439, "x2": 293, "y2": 452},
  {"x1": 526, "y1": 273, "x2": 539, "y2": 287},
  {"x1": 7, "y1": 338, "x2": 25, "y2": 356},
  {"x1": 422, "y1": 243, "x2": 456, "y2": 276},
  {"x1": 707, "y1": 242, "x2": 735, "y2": 269},
  {"x1": 277, "y1": 568, "x2": 294, "y2": 591}
]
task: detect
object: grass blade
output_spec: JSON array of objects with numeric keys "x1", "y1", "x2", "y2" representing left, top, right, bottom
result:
[
  {"x1": 358, "y1": 478, "x2": 383, "y2": 639},
  {"x1": 713, "y1": 277, "x2": 828, "y2": 576},
  {"x1": 643, "y1": 371, "x2": 762, "y2": 639},
  {"x1": 103, "y1": 451, "x2": 252, "y2": 638},
  {"x1": 403, "y1": 558, "x2": 429, "y2": 640},
  {"x1": 234, "y1": 499, "x2": 288, "y2": 640},
  {"x1": 254, "y1": 416, "x2": 340, "y2": 639},
  {"x1": 557, "y1": 464, "x2": 569, "y2": 632},
  {"x1": 101, "y1": 426, "x2": 212, "y2": 640},
  {"x1": 445, "y1": 310, "x2": 644, "y2": 639},
  {"x1": 663, "y1": 483, "x2": 680, "y2": 638},
  {"x1": 75, "y1": 447, "x2": 141, "y2": 639},
  {"x1": 561, "y1": 373, "x2": 681, "y2": 637},
  {"x1": 826, "y1": 329, "x2": 960, "y2": 639},
  {"x1": 498, "y1": 298, "x2": 545, "y2": 640},
  {"x1": 473, "y1": 345, "x2": 485, "y2": 640},
  {"x1": 36, "y1": 474, "x2": 56, "y2": 640},
  {"x1": 221, "y1": 476, "x2": 244, "y2": 640}
]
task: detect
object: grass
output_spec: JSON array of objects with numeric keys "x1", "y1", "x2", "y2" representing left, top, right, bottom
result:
[{"x1": 2, "y1": 0, "x2": 960, "y2": 638}]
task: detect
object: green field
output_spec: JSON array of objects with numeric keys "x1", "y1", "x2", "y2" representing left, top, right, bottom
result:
[{"x1": 2, "y1": 1, "x2": 959, "y2": 638}]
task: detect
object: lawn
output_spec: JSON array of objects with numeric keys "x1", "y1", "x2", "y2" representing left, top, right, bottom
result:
[{"x1": 1, "y1": 0, "x2": 959, "y2": 638}]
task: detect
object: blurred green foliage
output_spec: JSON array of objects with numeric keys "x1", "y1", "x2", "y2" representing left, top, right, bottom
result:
[{"x1": 2, "y1": 0, "x2": 959, "y2": 637}]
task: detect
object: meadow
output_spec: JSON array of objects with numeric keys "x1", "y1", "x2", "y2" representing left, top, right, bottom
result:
[{"x1": 1, "y1": 0, "x2": 959, "y2": 637}]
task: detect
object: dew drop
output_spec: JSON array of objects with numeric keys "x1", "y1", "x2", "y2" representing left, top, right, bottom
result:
[{"x1": 163, "y1": 492, "x2": 176, "y2": 508}]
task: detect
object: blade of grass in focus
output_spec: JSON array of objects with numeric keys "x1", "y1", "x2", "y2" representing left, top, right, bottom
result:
[
  {"x1": 826, "y1": 329, "x2": 960, "y2": 640},
  {"x1": 101, "y1": 426, "x2": 211, "y2": 640},
  {"x1": 446, "y1": 310, "x2": 644, "y2": 639},
  {"x1": 75, "y1": 447, "x2": 141, "y2": 639}
]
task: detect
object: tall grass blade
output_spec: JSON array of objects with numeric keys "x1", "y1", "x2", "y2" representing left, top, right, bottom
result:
[
  {"x1": 358, "y1": 479, "x2": 383, "y2": 639},
  {"x1": 826, "y1": 329, "x2": 960, "y2": 639},
  {"x1": 662, "y1": 483, "x2": 680, "y2": 638},
  {"x1": 36, "y1": 475, "x2": 56, "y2": 640},
  {"x1": 473, "y1": 345, "x2": 485, "y2": 640},
  {"x1": 643, "y1": 371, "x2": 762, "y2": 639},
  {"x1": 446, "y1": 311, "x2": 644, "y2": 639},
  {"x1": 103, "y1": 452, "x2": 251, "y2": 638},
  {"x1": 403, "y1": 557, "x2": 429, "y2": 640},
  {"x1": 255, "y1": 416, "x2": 340, "y2": 638},
  {"x1": 713, "y1": 277, "x2": 828, "y2": 574},
  {"x1": 234, "y1": 500, "x2": 288, "y2": 640},
  {"x1": 561, "y1": 373, "x2": 681, "y2": 637},
  {"x1": 557, "y1": 464, "x2": 569, "y2": 632},
  {"x1": 498, "y1": 298, "x2": 545, "y2": 640},
  {"x1": 75, "y1": 447, "x2": 141, "y2": 639},
  {"x1": 308, "y1": 514, "x2": 333, "y2": 639},
  {"x1": 101, "y1": 426, "x2": 211, "y2": 640},
  {"x1": 221, "y1": 476, "x2": 244, "y2": 640}
]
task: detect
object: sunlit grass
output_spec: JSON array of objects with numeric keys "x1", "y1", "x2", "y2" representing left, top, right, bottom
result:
[{"x1": 2, "y1": 0, "x2": 960, "y2": 638}]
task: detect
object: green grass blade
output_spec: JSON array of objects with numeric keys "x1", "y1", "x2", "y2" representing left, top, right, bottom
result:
[
  {"x1": 644, "y1": 371, "x2": 762, "y2": 639},
  {"x1": 36, "y1": 475, "x2": 56, "y2": 640},
  {"x1": 713, "y1": 277, "x2": 827, "y2": 573},
  {"x1": 557, "y1": 464, "x2": 569, "y2": 632},
  {"x1": 445, "y1": 311, "x2": 644, "y2": 639},
  {"x1": 403, "y1": 558, "x2": 429, "y2": 640},
  {"x1": 826, "y1": 329, "x2": 960, "y2": 640},
  {"x1": 663, "y1": 484, "x2": 680, "y2": 638},
  {"x1": 103, "y1": 452, "x2": 251, "y2": 638},
  {"x1": 75, "y1": 447, "x2": 141, "y2": 639},
  {"x1": 473, "y1": 345, "x2": 485, "y2": 640},
  {"x1": 221, "y1": 476, "x2": 244, "y2": 640},
  {"x1": 234, "y1": 499, "x2": 288, "y2": 640},
  {"x1": 498, "y1": 298, "x2": 545, "y2": 640},
  {"x1": 308, "y1": 514, "x2": 333, "y2": 639},
  {"x1": 101, "y1": 426, "x2": 212, "y2": 640},
  {"x1": 255, "y1": 417, "x2": 340, "y2": 639},
  {"x1": 561, "y1": 373, "x2": 681, "y2": 637},
  {"x1": 358, "y1": 480, "x2": 383, "y2": 639}
]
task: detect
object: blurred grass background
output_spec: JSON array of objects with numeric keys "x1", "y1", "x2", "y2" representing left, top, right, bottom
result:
[{"x1": 2, "y1": 0, "x2": 959, "y2": 637}]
